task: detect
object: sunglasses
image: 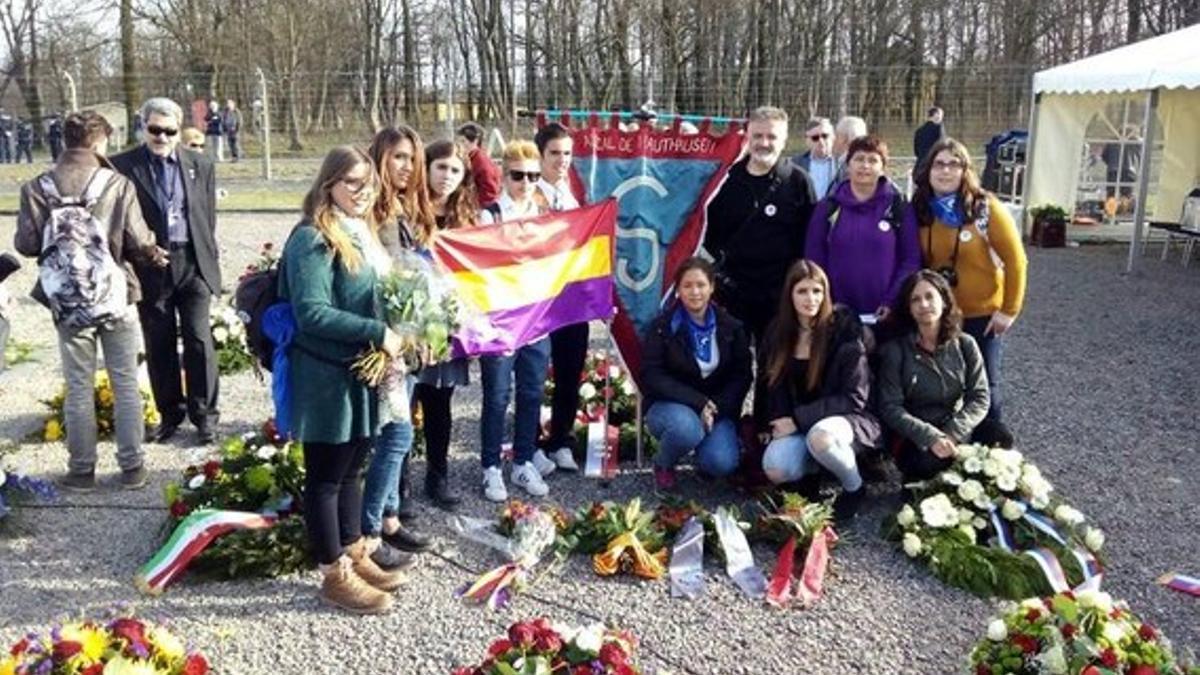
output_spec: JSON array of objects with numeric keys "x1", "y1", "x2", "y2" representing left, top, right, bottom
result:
[
  {"x1": 808, "y1": 133, "x2": 830, "y2": 141},
  {"x1": 507, "y1": 170, "x2": 541, "y2": 182},
  {"x1": 146, "y1": 125, "x2": 179, "y2": 138}
]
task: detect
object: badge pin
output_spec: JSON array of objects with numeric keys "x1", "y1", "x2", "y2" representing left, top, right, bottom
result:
[
  {"x1": 188, "y1": 168, "x2": 196, "y2": 180},
  {"x1": 878, "y1": 220, "x2": 891, "y2": 232},
  {"x1": 959, "y1": 230, "x2": 973, "y2": 243},
  {"x1": 764, "y1": 204, "x2": 777, "y2": 217}
]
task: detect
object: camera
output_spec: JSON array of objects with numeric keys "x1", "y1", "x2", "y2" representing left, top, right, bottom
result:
[{"x1": 935, "y1": 266, "x2": 959, "y2": 287}]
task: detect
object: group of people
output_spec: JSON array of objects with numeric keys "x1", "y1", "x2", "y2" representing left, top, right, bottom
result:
[
  {"x1": 0, "y1": 108, "x2": 40, "y2": 164},
  {"x1": 11, "y1": 96, "x2": 1025, "y2": 615}
]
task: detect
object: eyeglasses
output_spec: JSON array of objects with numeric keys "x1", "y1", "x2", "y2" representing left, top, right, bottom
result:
[
  {"x1": 808, "y1": 133, "x2": 830, "y2": 141},
  {"x1": 932, "y1": 159, "x2": 965, "y2": 171},
  {"x1": 507, "y1": 170, "x2": 541, "y2": 182},
  {"x1": 146, "y1": 125, "x2": 178, "y2": 138},
  {"x1": 188, "y1": 142, "x2": 204, "y2": 150},
  {"x1": 340, "y1": 178, "x2": 376, "y2": 194}
]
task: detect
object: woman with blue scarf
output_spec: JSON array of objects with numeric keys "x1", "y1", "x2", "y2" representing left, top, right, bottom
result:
[
  {"x1": 640, "y1": 257, "x2": 753, "y2": 491},
  {"x1": 912, "y1": 138, "x2": 1027, "y2": 425}
]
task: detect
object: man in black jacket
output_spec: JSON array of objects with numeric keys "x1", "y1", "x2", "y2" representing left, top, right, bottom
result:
[
  {"x1": 913, "y1": 106, "x2": 945, "y2": 167},
  {"x1": 110, "y1": 97, "x2": 221, "y2": 445},
  {"x1": 703, "y1": 106, "x2": 816, "y2": 345}
]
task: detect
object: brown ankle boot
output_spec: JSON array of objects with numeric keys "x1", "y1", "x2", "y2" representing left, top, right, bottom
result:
[
  {"x1": 318, "y1": 556, "x2": 392, "y2": 615},
  {"x1": 347, "y1": 538, "x2": 408, "y2": 592}
]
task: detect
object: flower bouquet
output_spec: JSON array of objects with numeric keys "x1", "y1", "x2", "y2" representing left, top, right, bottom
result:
[
  {"x1": 1, "y1": 610, "x2": 209, "y2": 675},
  {"x1": 237, "y1": 241, "x2": 280, "y2": 281},
  {"x1": 750, "y1": 492, "x2": 838, "y2": 608},
  {"x1": 210, "y1": 300, "x2": 254, "y2": 375},
  {"x1": 454, "y1": 500, "x2": 574, "y2": 610},
  {"x1": 968, "y1": 591, "x2": 1200, "y2": 675},
  {"x1": 146, "y1": 421, "x2": 307, "y2": 586},
  {"x1": 453, "y1": 617, "x2": 643, "y2": 675},
  {"x1": 352, "y1": 251, "x2": 462, "y2": 386},
  {"x1": 40, "y1": 370, "x2": 159, "y2": 442},
  {"x1": 563, "y1": 499, "x2": 668, "y2": 579},
  {"x1": 0, "y1": 444, "x2": 56, "y2": 526},
  {"x1": 887, "y1": 444, "x2": 1105, "y2": 599}
]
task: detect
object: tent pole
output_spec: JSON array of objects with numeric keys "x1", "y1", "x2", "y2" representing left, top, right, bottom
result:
[
  {"x1": 1021, "y1": 92, "x2": 1043, "y2": 238},
  {"x1": 1126, "y1": 88, "x2": 1160, "y2": 275}
]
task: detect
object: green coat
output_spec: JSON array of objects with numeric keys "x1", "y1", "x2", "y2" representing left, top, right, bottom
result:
[{"x1": 279, "y1": 222, "x2": 387, "y2": 444}]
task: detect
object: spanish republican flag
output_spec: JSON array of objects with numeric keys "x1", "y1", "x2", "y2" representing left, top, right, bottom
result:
[{"x1": 432, "y1": 199, "x2": 617, "y2": 357}]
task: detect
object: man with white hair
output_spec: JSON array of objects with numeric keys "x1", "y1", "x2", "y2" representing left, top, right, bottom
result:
[
  {"x1": 110, "y1": 97, "x2": 221, "y2": 446},
  {"x1": 832, "y1": 115, "x2": 868, "y2": 185}
]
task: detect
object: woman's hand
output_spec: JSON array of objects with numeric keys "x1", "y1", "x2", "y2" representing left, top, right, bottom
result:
[
  {"x1": 770, "y1": 417, "x2": 797, "y2": 439},
  {"x1": 701, "y1": 400, "x2": 718, "y2": 433},
  {"x1": 382, "y1": 328, "x2": 405, "y2": 358},
  {"x1": 875, "y1": 305, "x2": 892, "y2": 321},
  {"x1": 929, "y1": 436, "x2": 957, "y2": 459},
  {"x1": 985, "y1": 311, "x2": 1015, "y2": 337}
]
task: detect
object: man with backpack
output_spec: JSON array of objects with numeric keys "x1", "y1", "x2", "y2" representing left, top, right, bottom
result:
[
  {"x1": 111, "y1": 97, "x2": 222, "y2": 446},
  {"x1": 14, "y1": 110, "x2": 168, "y2": 491}
]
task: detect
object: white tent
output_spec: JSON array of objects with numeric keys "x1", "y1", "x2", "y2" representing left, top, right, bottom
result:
[{"x1": 1024, "y1": 25, "x2": 1200, "y2": 272}]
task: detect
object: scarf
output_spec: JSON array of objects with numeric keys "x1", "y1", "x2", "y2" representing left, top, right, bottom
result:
[
  {"x1": 673, "y1": 304, "x2": 717, "y2": 362},
  {"x1": 931, "y1": 193, "x2": 964, "y2": 227}
]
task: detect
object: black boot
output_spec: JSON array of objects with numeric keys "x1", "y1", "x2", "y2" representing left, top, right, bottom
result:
[
  {"x1": 833, "y1": 486, "x2": 866, "y2": 523},
  {"x1": 383, "y1": 522, "x2": 432, "y2": 553},
  {"x1": 424, "y1": 435, "x2": 460, "y2": 509},
  {"x1": 396, "y1": 455, "x2": 417, "y2": 522}
]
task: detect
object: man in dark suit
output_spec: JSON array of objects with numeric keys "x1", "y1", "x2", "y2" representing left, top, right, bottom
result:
[{"x1": 110, "y1": 97, "x2": 221, "y2": 445}]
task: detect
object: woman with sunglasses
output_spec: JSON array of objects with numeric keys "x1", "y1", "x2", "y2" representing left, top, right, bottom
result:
[
  {"x1": 476, "y1": 140, "x2": 553, "y2": 502},
  {"x1": 358, "y1": 126, "x2": 436, "y2": 569},
  {"x1": 912, "y1": 138, "x2": 1026, "y2": 426},
  {"x1": 279, "y1": 145, "x2": 407, "y2": 613},
  {"x1": 411, "y1": 139, "x2": 476, "y2": 508}
]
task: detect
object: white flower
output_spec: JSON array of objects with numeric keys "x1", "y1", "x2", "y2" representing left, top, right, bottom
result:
[
  {"x1": 1030, "y1": 492, "x2": 1052, "y2": 510},
  {"x1": 919, "y1": 494, "x2": 959, "y2": 528},
  {"x1": 212, "y1": 326, "x2": 229, "y2": 343},
  {"x1": 1040, "y1": 644, "x2": 1068, "y2": 674},
  {"x1": 187, "y1": 474, "x2": 206, "y2": 490},
  {"x1": 955, "y1": 444, "x2": 978, "y2": 460},
  {"x1": 1084, "y1": 527, "x2": 1105, "y2": 552},
  {"x1": 996, "y1": 473, "x2": 1018, "y2": 492},
  {"x1": 1001, "y1": 499, "x2": 1026, "y2": 521},
  {"x1": 255, "y1": 445, "x2": 277, "y2": 461},
  {"x1": 1102, "y1": 620, "x2": 1129, "y2": 644},
  {"x1": 973, "y1": 495, "x2": 992, "y2": 511},
  {"x1": 228, "y1": 320, "x2": 245, "y2": 338},
  {"x1": 941, "y1": 471, "x2": 964, "y2": 487},
  {"x1": 574, "y1": 623, "x2": 604, "y2": 653},
  {"x1": 902, "y1": 532, "x2": 923, "y2": 557},
  {"x1": 973, "y1": 517, "x2": 988, "y2": 530},
  {"x1": 963, "y1": 457, "x2": 984, "y2": 474},
  {"x1": 896, "y1": 504, "x2": 916, "y2": 527},
  {"x1": 1054, "y1": 505, "x2": 1085, "y2": 527},
  {"x1": 957, "y1": 507, "x2": 976, "y2": 525},
  {"x1": 990, "y1": 448, "x2": 1024, "y2": 467},
  {"x1": 1077, "y1": 589, "x2": 1113, "y2": 613},
  {"x1": 1019, "y1": 597, "x2": 1045, "y2": 611},
  {"x1": 986, "y1": 618, "x2": 1008, "y2": 642},
  {"x1": 982, "y1": 458, "x2": 1002, "y2": 477},
  {"x1": 608, "y1": 365, "x2": 621, "y2": 379},
  {"x1": 1021, "y1": 463, "x2": 1042, "y2": 481},
  {"x1": 620, "y1": 379, "x2": 636, "y2": 396},
  {"x1": 957, "y1": 479, "x2": 984, "y2": 502},
  {"x1": 957, "y1": 524, "x2": 977, "y2": 544},
  {"x1": 578, "y1": 382, "x2": 597, "y2": 399}
]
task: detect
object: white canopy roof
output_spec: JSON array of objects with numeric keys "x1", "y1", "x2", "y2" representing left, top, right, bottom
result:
[{"x1": 1033, "y1": 25, "x2": 1200, "y2": 95}]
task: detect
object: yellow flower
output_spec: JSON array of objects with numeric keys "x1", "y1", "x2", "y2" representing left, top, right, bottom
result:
[
  {"x1": 44, "y1": 418, "x2": 64, "y2": 442},
  {"x1": 61, "y1": 624, "x2": 109, "y2": 662},
  {"x1": 0, "y1": 656, "x2": 17, "y2": 675},
  {"x1": 94, "y1": 370, "x2": 111, "y2": 388},
  {"x1": 148, "y1": 626, "x2": 185, "y2": 661},
  {"x1": 99, "y1": 387, "x2": 115, "y2": 407},
  {"x1": 102, "y1": 655, "x2": 159, "y2": 675}
]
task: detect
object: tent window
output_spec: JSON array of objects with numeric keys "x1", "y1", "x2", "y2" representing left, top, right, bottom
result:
[{"x1": 1076, "y1": 97, "x2": 1164, "y2": 224}]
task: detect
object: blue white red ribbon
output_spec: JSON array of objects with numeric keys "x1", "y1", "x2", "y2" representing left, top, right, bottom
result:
[
  {"x1": 1158, "y1": 572, "x2": 1200, "y2": 597},
  {"x1": 988, "y1": 503, "x2": 1103, "y2": 593}
]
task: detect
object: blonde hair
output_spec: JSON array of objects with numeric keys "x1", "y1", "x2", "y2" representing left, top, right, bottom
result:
[
  {"x1": 502, "y1": 140, "x2": 540, "y2": 165},
  {"x1": 301, "y1": 145, "x2": 379, "y2": 274}
]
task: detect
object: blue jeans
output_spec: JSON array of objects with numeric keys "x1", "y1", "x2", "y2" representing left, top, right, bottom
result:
[
  {"x1": 963, "y1": 316, "x2": 1003, "y2": 421},
  {"x1": 361, "y1": 419, "x2": 413, "y2": 536},
  {"x1": 645, "y1": 401, "x2": 739, "y2": 476},
  {"x1": 479, "y1": 338, "x2": 550, "y2": 468},
  {"x1": 761, "y1": 433, "x2": 816, "y2": 484}
]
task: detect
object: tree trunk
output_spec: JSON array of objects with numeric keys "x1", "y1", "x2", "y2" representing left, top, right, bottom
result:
[{"x1": 121, "y1": 0, "x2": 140, "y2": 144}]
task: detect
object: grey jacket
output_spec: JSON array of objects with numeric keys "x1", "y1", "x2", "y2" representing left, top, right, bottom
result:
[
  {"x1": 876, "y1": 332, "x2": 990, "y2": 450},
  {"x1": 15, "y1": 149, "x2": 162, "y2": 307}
]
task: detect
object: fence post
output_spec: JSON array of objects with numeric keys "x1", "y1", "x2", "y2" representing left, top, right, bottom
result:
[
  {"x1": 256, "y1": 68, "x2": 272, "y2": 181},
  {"x1": 61, "y1": 72, "x2": 78, "y2": 112}
]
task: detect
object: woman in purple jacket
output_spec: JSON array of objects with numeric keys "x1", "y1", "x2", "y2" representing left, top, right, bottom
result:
[{"x1": 805, "y1": 135, "x2": 921, "y2": 322}]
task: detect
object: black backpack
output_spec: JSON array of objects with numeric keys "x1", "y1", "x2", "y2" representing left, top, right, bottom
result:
[{"x1": 234, "y1": 266, "x2": 281, "y2": 372}]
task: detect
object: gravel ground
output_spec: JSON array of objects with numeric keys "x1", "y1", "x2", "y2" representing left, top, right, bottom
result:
[{"x1": 0, "y1": 214, "x2": 1196, "y2": 675}]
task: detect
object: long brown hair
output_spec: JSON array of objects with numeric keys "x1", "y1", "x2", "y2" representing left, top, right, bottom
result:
[
  {"x1": 425, "y1": 139, "x2": 478, "y2": 229},
  {"x1": 764, "y1": 260, "x2": 834, "y2": 392},
  {"x1": 912, "y1": 137, "x2": 987, "y2": 227},
  {"x1": 889, "y1": 269, "x2": 963, "y2": 345},
  {"x1": 300, "y1": 145, "x2": 379, "y2": 274},
  {"x1": 369, "y1": 125, "x2": 437, "y2": 243}
]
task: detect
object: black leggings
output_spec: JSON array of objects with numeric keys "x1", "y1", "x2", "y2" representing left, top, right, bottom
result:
[
  {"x1": 547, "y1": 322, "x2": 589, "y2": 449},
  {"x1": 896, "y1": 418, "x2": 1015, "y2": 482},
  {"x1": 303, "y1": 438, "x2": 372, "y2": 565},
  {"x1": 414, "y1": 383, "x2": 454, "y2": 479}
]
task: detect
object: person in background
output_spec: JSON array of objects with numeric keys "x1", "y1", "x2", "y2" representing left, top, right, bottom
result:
[
  {"x1": 222, "y1": 99, "x2": 243, "y2": 162},
  {"x1": 759, "y1": 260, "x2": 879, "y2": 521},
  {"x1": 47, "y1": 114, "x2": 64, "y2": 162},
  {"x1": 180, "y1": 128, "x2": 205, "y2": 152},
  {"x1": 279, "y1": 145, "x2": 408, "y2": 614},
  {"x1": 14, "y1": 119, "x2": 34, "y2": 163},
  {"x1": 640, "y1": 257, "x2": 752, "y2": 491},
  {"x1": 806, "y1": 135, "x2": 921, "y2": 321},
  {"x1": 912, "y1": 138, "x2": 1026, "y2": 428},
  {"x1": 831, "y1": 116, "x2": 868, "y2": 184},
  {"x1": 912, "y1": 106, "x2": 945, "y2": 167},
  {"x1": 204, "y1": 101, "x2": 224, "y2": 162},
  {"x1": 0, "y1": 252, "x2": 17, "y2": 371},
  {"x1": 791, "y1": 117, "x2": 837, "y2": 197},
  {"x1": 456, "y1": 122, "x2": 501, "y2": 207}
]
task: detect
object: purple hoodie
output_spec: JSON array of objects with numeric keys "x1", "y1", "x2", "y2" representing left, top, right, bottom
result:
[{"x1": 805, "y1": 178, "x2": 921, "y2": 315}]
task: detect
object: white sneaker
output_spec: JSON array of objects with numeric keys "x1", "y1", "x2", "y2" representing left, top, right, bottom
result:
[
  {"x1": 531, "y1": 449, "x2": 557, "y2": 477},
  {"x1": 482, "y1": 466, "x2": 508, "y2": 502},
  {"x1": 511, "y1": 462, "x2": 550, "y2": 497},
  {"x1": 550, "y1": 447, "x2": 579, "y2": 472}
]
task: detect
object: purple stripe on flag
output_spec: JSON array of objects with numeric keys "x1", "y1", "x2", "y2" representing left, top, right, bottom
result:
[{"x1": 452, "y1": 276, "x2": 615, "y2": 357}]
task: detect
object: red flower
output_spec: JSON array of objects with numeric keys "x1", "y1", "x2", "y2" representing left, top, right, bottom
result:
[
  {"x1": 10, "y1": 638, "x2": 29, "y2": 656},
  {"x1": 572, "y1": 666, "x2": 593, "y2": 675},
  {"x1": 202, "y1": 461, "x2": 221, "y2": 480},
  {"x1": 182, "y1": 653, "x2": 209, "y2": 675},
  {"x1": 82, "y1": 665, "x2": 104, "y2": 675},
  {"x1": 599, "y1": 642, "x2": 628, "y2": 666},
  {"x1": 486, "y1": 639, "x2": 513, "y2": 659},
  {"x1": 1011, "y1": 634, "x2": 1039, "y2": 654},
  {"x1": 1100, "y1": 648, "x2": 1119, "y2": 668},
  {"x1": 52, "y1": 640, "x2": 82, "y2": 662},
  {"x1": 110, "y1": 618, "x2": 147, "y2": 649},
  {"x1": 1128, "y1": 666, "x2": 1159, "y2": 675},
  {"x1": 1138, "y1": 623, "x2": 1157, "y2": 642},
  {"x1": 1080, "y1": 667, "x2": 1101, "y2": 675},
  {"x1": 262, "y1": 418, "x2": 280, "y2": 441},
  {"x1": 1061, "y1": 624, "x2": 1077, "y2": 639},
  {"x1": 508, "y1": 623, "x2": 537, "y2": 648},
  {"x1": 534, "y1": 630, "x2": 562, "y2": 654},
  {"x1": 170, "y1": 500, "x2": 192, "y2": 518},
  {"x1": 1025, "y1": 608, "x2": 1041, "y2": 622},
  {"x1": 975, "y1": 666, "x2": 989, "y2": 675}
]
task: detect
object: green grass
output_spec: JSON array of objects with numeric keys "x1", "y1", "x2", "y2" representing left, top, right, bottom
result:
[{"x1": 3, "y1": 340, "x2": 39, "y2": 367}]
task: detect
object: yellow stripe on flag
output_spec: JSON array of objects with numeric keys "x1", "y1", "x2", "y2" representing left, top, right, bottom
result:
[{"x1": 452, "y1": 235, "x2": 612, "y2": 313}]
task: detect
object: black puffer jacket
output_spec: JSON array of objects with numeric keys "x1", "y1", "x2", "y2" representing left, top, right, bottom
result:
[{"x1": 640, "y1": 304, "x2": 753, "y2": 420}]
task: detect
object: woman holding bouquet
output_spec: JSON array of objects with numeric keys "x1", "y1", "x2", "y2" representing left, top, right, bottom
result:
[
  {"x1": 877, "y1": 270, "x2": 995, "y2": 483},
  {"x1": 412, "y1": 139, "x2": 476, "y2": 508},
  {"x1": 280, "y1": 145, "x2": 408, "y2": 614},
  {"x1": 360, "y1": 125, "x2": 435, "y2": 560},
  {"x1": 641, "y1": 257, "x2": 753, "y2": 491},
  {"x1": 476, "y1": 140, "x2": 553, "y2": 502},
  {"x1": 759, "y1": 260, "x2": 881, "y2": 521}
]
